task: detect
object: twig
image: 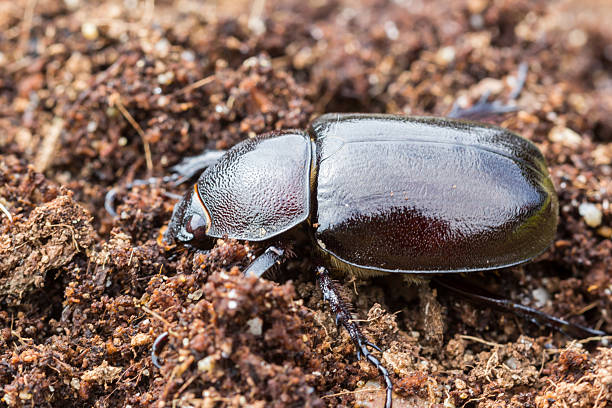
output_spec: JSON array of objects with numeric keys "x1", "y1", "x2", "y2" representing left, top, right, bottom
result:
[
  {"x1": 140, "y1": 305, "x2": 172, "y2": 327},
  {"x1": 461, "y1": 393, "x2": 494, "y2": 408},
  {"x1": 70, "y1": 55, "x2": 127, "y2": 113},
  {"x1": 49, "y1": 223, "x2": 80, "y2": 251},
  {"x1": 459, "y1": 335, "x2": 502, "y2": 348},
  {"x1": 111, "y1": 94, "x2": 153, "y2": 172},
  {"x1": 351, "y1": 310, "x2": 402, "y2": 323},
  {"x1": 321, "y1": 387, "x2": 385, "y2": 398},
  {"x1": 173, "y1": 75, "x2": 215, "y2": 96},
  {"x1": 572, "y1": 301, "x2": 598, "y2": 316},
  {"x1": 248, "y1": 0, "x2": 266, "y2": 34},
  {"x1": 578, "y1": 335, "x2": 612, "y2": 345},
  {"x1": 16, "y1": 0, "x2": 37, "y2": 60},
  {"x1": 141, "y1": 0, "x2": 155, "y2": 25},
  {"x1": 0, "y1": 200, "x2": 12, "y2": 222},
  {"x1": 174, "y1": 373, "x2": 198, "y2": 398},
  {"x1": 34, "y1": 117, "x2": 64, "y2": 172}
]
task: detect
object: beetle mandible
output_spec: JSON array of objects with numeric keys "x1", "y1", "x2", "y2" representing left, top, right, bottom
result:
[{"x1": 163, "y1": 113, "x2": 559, "y2": 408}]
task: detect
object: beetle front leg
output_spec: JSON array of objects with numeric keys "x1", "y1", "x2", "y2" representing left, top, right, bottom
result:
[
  {"x1": 243, "y1": 246, "x2": 285, "y2": 278},
  {"x1": 169, "y1": 149, "x2": 227, "y2": 186},
  {"x1": 105, "y1": 149, "x2": 227, "y2": 216},
  {"x1": 316, "y1": 266, "x2": 393, "y2": 408}
]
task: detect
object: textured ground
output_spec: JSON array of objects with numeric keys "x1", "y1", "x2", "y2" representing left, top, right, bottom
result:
[{"x1": 0, "y1": 0, "x2": 611, "y2": 407}]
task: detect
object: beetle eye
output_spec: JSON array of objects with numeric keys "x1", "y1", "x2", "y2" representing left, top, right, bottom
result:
[{"x1": 186, "y1": 213, "x2": 208, "y2": 241}]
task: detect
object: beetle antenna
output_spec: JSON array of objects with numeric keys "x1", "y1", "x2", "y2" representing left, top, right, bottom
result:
[{"x1": 316, "y1": 266, "x2": 393, "y2": 408}]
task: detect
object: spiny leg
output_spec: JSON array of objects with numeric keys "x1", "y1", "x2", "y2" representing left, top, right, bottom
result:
[
  {"x1": 433, "y1": 277, "x2": 607, "y2": 339},
  {"x1": 105, "y1": 149, "x2": 227, "y2": 216},
  {"x1": 448, "y1": 62, "x2": 528, "y2": 120},
  {"x1": 316, "y1": 266, "x2": 393, "y2": 408}
]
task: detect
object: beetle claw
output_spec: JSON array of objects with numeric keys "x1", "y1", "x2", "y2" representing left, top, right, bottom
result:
[
  {"x1": 151, "y1": 332, "x2": 169, "y2": 369},
  {"x1": 365, "y1": 340, "x2": 382, "y2": 352}
]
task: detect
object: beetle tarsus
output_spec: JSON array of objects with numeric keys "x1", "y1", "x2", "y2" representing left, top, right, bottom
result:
[
  {"x1": 151, "y1": 331, "x2": 169, "y2": 369},
  {"x1": 316, "y1": 266, "x2": 393, "y2": 408},
  {"x1": 365, "y1": 340, "x2": 382, "y2": 352}
]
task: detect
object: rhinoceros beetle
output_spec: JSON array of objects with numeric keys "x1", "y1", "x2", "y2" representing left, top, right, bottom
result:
[
  {"x1": 93, "y1": 63, "x2": 606, "y2": 407},
  {"x1": 158, "y1": 112, "x2": 580, "y2": 408}
]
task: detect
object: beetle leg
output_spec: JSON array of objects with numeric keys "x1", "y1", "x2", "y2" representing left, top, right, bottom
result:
[
  {"x1": 316, "y1": 266, "x2": 393, "y2": 408},
  {"x1": 169, "y1": 149, "x2": 226, "y2": 186},
  {"x1": 365, "y1": 340, "x2": 382, "y2": 352},
  {"x1": 151, "y1": 331, "x2": 170, "y2": 369},
  {"x1": 434, "y1": 277, "x2": 607, "y2": 339},
  {"x1": 105, "y1": 176, "x2": 183, "y2": 217},
  {"x1": 105, "y1": 150, "x2": 226, "y2": 217},
  {"x1": 243, "y1": 246, "x2": 285, "y2": 278},
  {"x1": 448, "y1": 62, "x2": 528, "y2": 120}
]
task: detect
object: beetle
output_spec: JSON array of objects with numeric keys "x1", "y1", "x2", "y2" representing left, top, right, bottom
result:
[{"x1": 162, "y1": 113, "x2": 562, "y2": 408}]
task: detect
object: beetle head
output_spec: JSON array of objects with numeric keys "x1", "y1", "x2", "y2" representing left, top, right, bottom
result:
[{"x1": 165, "y1": 185, "x2": 213, "y2": 248}]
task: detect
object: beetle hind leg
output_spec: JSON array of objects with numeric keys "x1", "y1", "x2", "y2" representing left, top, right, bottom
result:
[
  {"x1": 448, "y1": 62, "x2": 528, "y2": 120},
  {"x1": 316, "y1": 266, "x2": 393, "y2": 408}
]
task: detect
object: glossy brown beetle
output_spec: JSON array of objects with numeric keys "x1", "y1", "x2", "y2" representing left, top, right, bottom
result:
[{"x1": 163, "y1": 113, "x2": 563, "y2": 408}]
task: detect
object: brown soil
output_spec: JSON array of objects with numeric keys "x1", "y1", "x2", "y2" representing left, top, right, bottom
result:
[{"x1": 1, "y1": 0, "x2": 611, "y2": 407}]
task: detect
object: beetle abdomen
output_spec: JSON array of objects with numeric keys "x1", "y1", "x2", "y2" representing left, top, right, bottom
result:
[
  {"x1": 311, "y1": 114, "x2": 558, "y2": 273},
  {"x1": 197, "y1": 131, "x2": 312, "y2": 241}
]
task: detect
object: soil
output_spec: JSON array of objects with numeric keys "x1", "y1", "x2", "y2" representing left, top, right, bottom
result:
[{"x1": 1, "y1": 0, "x2": 611, "y2": 407}]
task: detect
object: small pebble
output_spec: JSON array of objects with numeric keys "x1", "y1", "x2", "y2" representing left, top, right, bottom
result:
[
  {"x1": 578, "y1": 202, "x2": 602, "y2": 228},
  {"x1": 505, "y1": 357, "x2": 519, "y2": 370},
  {"x1": 154, "y1": 38, "x2": 171, "y2": 57},
  {"x1": 70, "y1": 378, "x2": 81, "y2": 390},
  {"x1": 157, "y1": 71, "x2": 174, "y2": 85},
  {"x1": 197, "y1": 356, "x2": 215, "y2": 373},
  {"x1": 597, "y1": 226, "x2": 612, "y2": 238},
  {"x1": 532, "y1": 287, "x2": 550, "y2": 308},
  {"x1": 81, "y1": 22, "x2": 99, "y2": 40},
  {"x1": 435, "y1": 46, "x2": 456, "y2": 66},
  {"x1": 246, "y1": 317, "x2": 263, "y2": 336},
  {"x1": 384, "y1": 21, "x2": 399, "y2": 40},
  {"x1": 64, "y1": 0, "x2": 79, "y2": 9},
  {"x1": 548, "y1": 126, "x2": 582, "y2": 147}
]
